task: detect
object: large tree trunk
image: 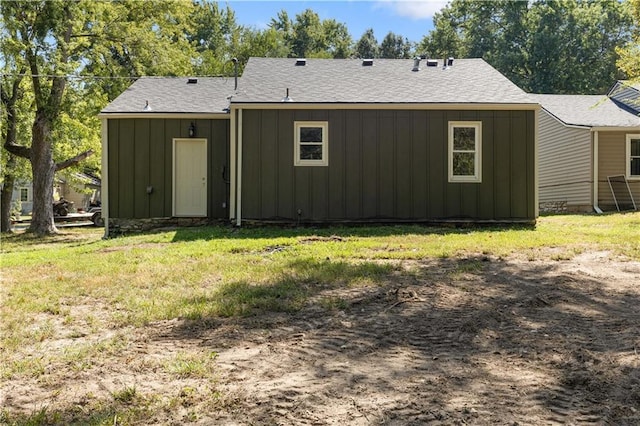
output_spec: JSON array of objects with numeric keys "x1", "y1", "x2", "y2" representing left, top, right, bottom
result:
[
  {"x1": 27, "y1": 112, "x2": 58, "y2": 236},
  {"x1": 1, "y1": 156, "x2": 17, "y2": 233}
]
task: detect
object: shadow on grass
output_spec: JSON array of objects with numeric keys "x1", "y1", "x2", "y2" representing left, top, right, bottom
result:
[
  {"x1": 179, "y1": 258, "x2": 394, "y2": 318},
  {"x1": 170, "y1": 222, "x2": 536, "y2": 243},
  {"x1": 164, "y1": 255, "x2": 640, "y2": 424}
]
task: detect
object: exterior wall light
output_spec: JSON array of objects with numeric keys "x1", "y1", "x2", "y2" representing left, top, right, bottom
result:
[{"x1": 189, "y1": 122, "x2": 196, "y2": 138}]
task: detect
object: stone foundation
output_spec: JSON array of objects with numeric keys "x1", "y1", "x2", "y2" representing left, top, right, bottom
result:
[
  {"x1": 539, "y1": 201, "x2": 568, "y2": 214},
  {"x1": 108, "y1": 217, "x2": 215, "y2": 235}
]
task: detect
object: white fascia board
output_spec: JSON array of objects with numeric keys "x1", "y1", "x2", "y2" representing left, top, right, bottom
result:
[
  {"x1": 229, "y1": 102, "x2": 540, "y2": 111},
  {"x1": 97, "y1": 113, "x2": 230, "y2": 119},
  {"x1": 590, "y1": 126, "x2": 640, "y2": 132}
]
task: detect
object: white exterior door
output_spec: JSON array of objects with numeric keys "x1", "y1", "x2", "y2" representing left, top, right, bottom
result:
[{"x1": 173, "y1": 138, "x2": 207, "y2": 217}]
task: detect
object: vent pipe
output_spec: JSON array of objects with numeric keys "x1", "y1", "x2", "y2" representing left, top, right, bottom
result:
[
  {"x1": 412, "y1": 57, "x2": 421, "y2": 72},
  {"x1": 282, "y1": 88, "x2": 294, "y2": 102},
  {"x1": 232, "y1": 57, "x2": 238, "y2": 90}
]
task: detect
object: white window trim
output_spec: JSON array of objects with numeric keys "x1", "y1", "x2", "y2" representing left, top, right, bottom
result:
[
  {"x1": 19, "y1": 187, "x2": 31, "y2": 202},
  {"x1": 626, "y1": 134, "x2": 640, "y2": 180},
  {"x1": 448, "y1": 121, "x2": 482, "y2": 183},
  {"x1": 294, "y1": 121, "x2": 329, "y2": 167}
]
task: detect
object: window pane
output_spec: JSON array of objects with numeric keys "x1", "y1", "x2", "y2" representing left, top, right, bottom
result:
[
  {"x1": 20, "y1": 188, "x2": 28, "y2": 202},
  {"x1": 631, "y1": 139, "x2": 640, "y2": 157},
  {"x1": 631, "y1": 158, "x2": 640, "y2": 176},
  {"x1": 453, "y1": 127, "x2": 476, "y2": 151},
  {"x1": 300, "y1": 145, "x2": 323, "y2": 160},
  {"x1": 453, "y1": 152, "x2": 475, "y2": 176},
  {"x1": 300, "y1": 127, "x2": 323, "y2": 143}
]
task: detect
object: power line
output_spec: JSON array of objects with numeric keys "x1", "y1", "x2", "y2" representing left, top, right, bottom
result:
[{"x1": 1, "y1": 73, "x2": 232, "y2": 79}]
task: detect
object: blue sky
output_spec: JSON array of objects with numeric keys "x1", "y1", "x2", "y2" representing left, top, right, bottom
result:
[{"x1": 221, "y1": 1, "x2": 448, "y2": 44}]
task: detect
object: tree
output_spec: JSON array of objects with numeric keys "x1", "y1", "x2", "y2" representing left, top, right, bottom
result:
[
  {"x1": 380, "y1": 32, "x2": 413, "y2": 59},
  {"x1": 270, "y1": 9, "x2": 352, "y2": 59},
  {"x1": 1, "y1": 0, "x2": 196, "y2": 236},
  {"x1": 0, "y1": 70, "x2": 30, "y2": 232},
  {"x1": 419, "y1": 0, "x2": 633, "y2": 94},
  {"x1": 617, "y1": 0, "x2": 640, "y2": 79},
  {"x1": 355, "y1": 28, "x2": 379, "y2": 58}
]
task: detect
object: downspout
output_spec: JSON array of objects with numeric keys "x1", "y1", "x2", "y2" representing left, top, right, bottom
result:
[
  {"x1": 230, "y1": 108, "x2": 236, "y2": 221},
  {"x1": 593, "y1": 130, "x2": 603, "y2": 213},
  {"x1": 235, "y1": 109, "x2": 243, "y2": 227},
  {"x1": 101, "y1": 118, "x2": 110, "y2": 237},
  {"x1": 534, "y1": 108, "x2": 540, "y2": 218}
]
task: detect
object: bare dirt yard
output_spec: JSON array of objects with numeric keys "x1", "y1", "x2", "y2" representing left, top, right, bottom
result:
[{"x1": 2, "y1": 249, "x2": 640, "y2": 425}]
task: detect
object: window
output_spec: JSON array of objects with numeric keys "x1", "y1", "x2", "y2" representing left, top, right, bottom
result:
[
  {"x1": 294, "y1": 121, "x2": 328, "y2": 166},
  {"x1": 19, "y1": 188, "x2": 29, "y2": 202},
  {"x1": 449, "y1": 121, "x2": 482, "y2": 183},
  {"x1": 627, "y1": 134, "x2": 640, "y2": 179}
]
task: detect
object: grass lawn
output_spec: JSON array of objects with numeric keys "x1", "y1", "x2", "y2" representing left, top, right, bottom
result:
[{"x1": 1, "y1": 212, "x2": 639, "y2": 425}]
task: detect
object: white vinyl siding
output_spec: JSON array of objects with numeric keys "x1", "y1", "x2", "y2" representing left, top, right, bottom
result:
[{"x1": 538, "y1": 110, "x2": 592, "y2": 207}]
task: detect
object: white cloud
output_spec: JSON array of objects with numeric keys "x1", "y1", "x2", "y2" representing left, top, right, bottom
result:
[{"x1": 374, "y1": 0, "x2": 449, "y2": 20}]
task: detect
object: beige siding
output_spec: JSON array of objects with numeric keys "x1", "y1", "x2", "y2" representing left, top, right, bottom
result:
[
  {"x1": 598, "y1": 131, "x2": 640, "y2": 209},
  {"x1": 538, "y1": 110, "x2": 592, "y2": 207}
]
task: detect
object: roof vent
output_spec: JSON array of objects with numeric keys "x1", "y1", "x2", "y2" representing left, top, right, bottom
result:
[
  {"x1": 447, "y1": 57, "x2": 454, "y2": 67},
  {"x1": 295, "y1": 58, "x2": 307, "y2": 66},
  {"x1": 412, "y1": 57, "x2": 421, "y2": 72},
  {"x1": 187, "y1": 78, "x2": 198, "y2": 84},
  {"x1": 362, "y1": 59, "x2": 374, "y2": 66},
  {"x1": 426, "y1": 59, "x2": 438, "y2": 67}
]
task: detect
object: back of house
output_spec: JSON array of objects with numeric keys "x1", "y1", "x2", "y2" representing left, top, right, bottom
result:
[{"x1": 100, "y1": 57, "x2": 539, "y2": 235}]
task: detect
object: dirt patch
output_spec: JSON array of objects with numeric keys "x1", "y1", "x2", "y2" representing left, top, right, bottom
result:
[{"x1": 2, "y1": 250, "x2": 639, "y2": 425}]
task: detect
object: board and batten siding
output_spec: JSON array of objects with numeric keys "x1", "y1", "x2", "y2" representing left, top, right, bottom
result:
[
  {"x1": 598, "y1": 130, "x2": 640, "y2": 208},
  {"x1": 107, "y1": 118, "x2": 229, "y2": 219},
  {"x1": 538, "y1": 110, "x2": 593, "y2": 208},
  {"x1": 240, "y1": 109, "x2": 536, "y2": 222}
]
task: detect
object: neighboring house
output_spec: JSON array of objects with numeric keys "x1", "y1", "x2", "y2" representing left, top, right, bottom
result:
[
  {"x1": 10, "y1": 181, "x2": 33, "y2": 215},
  {"x1": 10, "y1": 172, "x2": 101, "y2": 215},
  {"x1": 58, "y1": 172, "x2": 102, "y2": 211},
  {"x1": 100, "y1": 58, "x2": 539, "y2": 235},
  {"x1": 533, "y1": 82, "x2": 640, "y2": 213}
]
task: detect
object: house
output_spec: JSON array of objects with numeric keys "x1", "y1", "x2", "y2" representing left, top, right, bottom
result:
[
  {"x1": 10, "y1": 181, "x2": 33, "y2": 216},
  {"x1": 10, "y1": 172, "x2": 100, "y2": 215},
  {"x1": 99, "y1": 58, "x2": 539, "y2": 235},
  {"x1": 57, "y1": 172, "x2": 102, "y2": 212},
  {"x1": 533, "y1": 82, "x2": 640, "y2": 213}
]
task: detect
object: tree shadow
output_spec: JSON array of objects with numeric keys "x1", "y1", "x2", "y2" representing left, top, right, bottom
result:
[
  {"x1": 160, "y1": 255, "x2": 640, "y2": 424},
  {"x1": 170, "y1": 222, "x2": 536, "y2": 243}
]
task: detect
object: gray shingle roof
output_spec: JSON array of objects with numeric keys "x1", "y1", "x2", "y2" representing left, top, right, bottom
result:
[
  {"x1": 101, "y1": 77, "x2": 236, "y2": 114},
  {"x1": 232, "y1": 57, "x2": 535, "y2": 105},
  {"x1": 531, "y1": 94, "x2": 640, "y2": 128}
]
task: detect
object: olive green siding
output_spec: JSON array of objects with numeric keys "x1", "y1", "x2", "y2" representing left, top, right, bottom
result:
[
  {"x1": 107, "y1": 118, "x2": 229, "y2": 219},
  {"x1": 240, "y1": 109, "x2": 536, "y2": 222}
]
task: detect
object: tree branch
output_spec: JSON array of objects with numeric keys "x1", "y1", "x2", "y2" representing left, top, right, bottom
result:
[
  {"x1": 55, "y1": 149, "x2": 94, "y2": 171},
  {"x1": 2, "y1": 69, "x2": 30, "y2": 160}
]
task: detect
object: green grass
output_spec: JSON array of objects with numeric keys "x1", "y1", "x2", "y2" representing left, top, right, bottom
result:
[
  {"x1": 1, "y1": 213, "x2": 639, "y2": 424},
  {"x1": 2, "y1": 213, "x2": 639, "y2": 331}
]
